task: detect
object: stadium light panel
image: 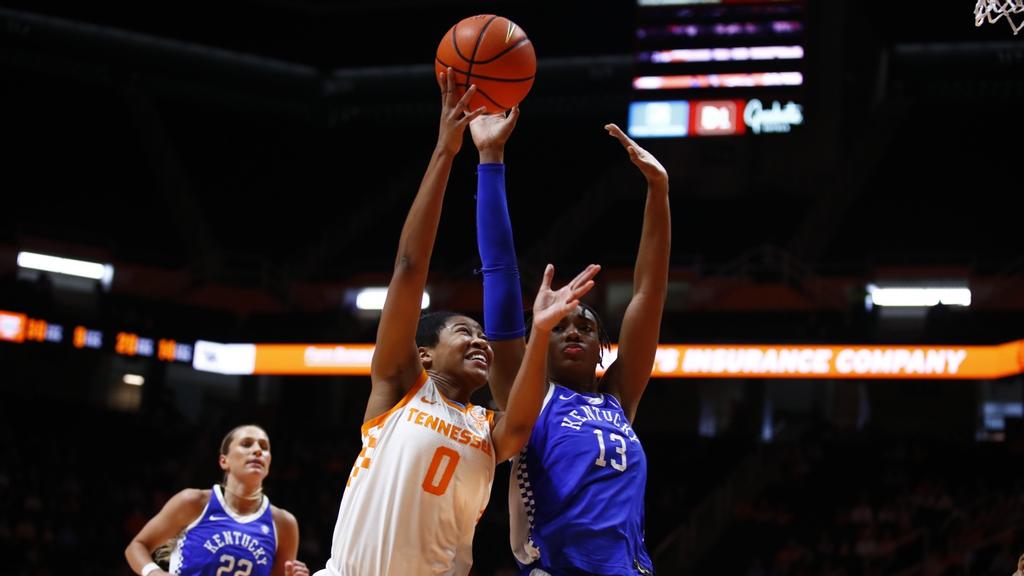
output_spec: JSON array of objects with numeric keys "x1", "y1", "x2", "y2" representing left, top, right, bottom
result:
[
  {"x1": 355, "y1": 288, "x2": 430, "y2": 311},
  {"x1": 867, "y1": 284, "x2": 971, "y2": 307},
  {"x1": 17, "y1": 251, "x2": 114, "y2": 288}
]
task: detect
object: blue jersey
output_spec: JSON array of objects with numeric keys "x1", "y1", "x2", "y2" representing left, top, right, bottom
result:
[
  {"x1": 509, "y1": 383, "x2": 654, "y2": 575},
  {"x1": 170, "y1": 485, "x2": 277, "y2": 576}
]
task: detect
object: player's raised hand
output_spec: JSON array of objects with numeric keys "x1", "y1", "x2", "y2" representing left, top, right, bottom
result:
[
  {"x1": 605, "y1": 123, "x2": 668, "y2": 185},
  {"x1": 470, "y1": 107, "x2": 520, "y2": 153},
  {"x1": 531, "y1": 264, "x2": 601, "y2": 331},
  {"x1": 437, "y1": 68, "x2": 486, "y2": 156}
]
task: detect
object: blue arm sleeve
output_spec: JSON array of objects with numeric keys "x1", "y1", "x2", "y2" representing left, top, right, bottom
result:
[{"x1": 477, "y1": 163, "x2": 526, "y2": 340}]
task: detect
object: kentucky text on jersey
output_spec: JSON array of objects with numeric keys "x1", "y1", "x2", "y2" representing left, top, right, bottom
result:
[
  {"x1": 202, "y1": 531, "x2": 270, "y2": 565},
  {"x1": 559, "y1": 404, "x2": 638, "y2": 441},
  {"x1": 406, "y1": 407, "x2": 492, "y2": 455}
]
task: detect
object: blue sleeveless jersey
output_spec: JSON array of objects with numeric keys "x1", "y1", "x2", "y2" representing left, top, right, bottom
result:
[
  {"x1": 510, "y1": 384, "x2": 654, "y2": 575},
  {"x1": 171, "y1": 485, "x2": 277, "y2": 576}
]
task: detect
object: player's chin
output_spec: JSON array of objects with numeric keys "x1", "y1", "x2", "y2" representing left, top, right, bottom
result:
[
  {"x1": 239, "y1": 466, "x2": 268, "y2": 481},
  {"x1": 463, "y1": 365, "x2": 489, "y2": 389},
  {"x1": 553, "y1": 359, "x2": 594, "y2": 381},
  {"x1": 555, "y1": 354, "x2": 592, "y2": 370}
]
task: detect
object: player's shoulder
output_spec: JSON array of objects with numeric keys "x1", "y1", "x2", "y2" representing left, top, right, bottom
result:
[
  {"x1": 175, "y1": 487, "x2": 212, "y2": 508},
  {"x1": 468, "y1": 403, "x2": 491, "y2": 419},
  {"x1": 467, "y1": 404, "x2": 495, "y2": 433},
  {"x1": 163, "y1": 488, "x2": 211, "y2": 524},
  {"x1": 271, "y1": 505, "x2": 297, "y2": 528},
  {"x1": 271, "y1": 505, "x2": 299, "y2": 538},
  {"x1": 602, "y1": 391, "x2": 624, "y2": 409},
  {"x1": 594, "y1": 376, "x2": 626, "y2": 408}
]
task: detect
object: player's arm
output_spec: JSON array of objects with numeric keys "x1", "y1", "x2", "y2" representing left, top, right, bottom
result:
[
  {"x1": 271, "y1": 507, "x2": 308, "y2": 576},
  {"x1": 492, "y1": 264, "x2": 599, "y2": 461},
  {"x1": 366, "y1": 71, "x2": 484, "y2": 423},
  {"x1": 125, "y1": 488, "x2": 208, "y2": 576},
  {"x1": 599, "y1": 123, "x2": 670, "y2": 423},
  {"x1": 471, "y1": 108, "x2": 526, "y2": 411}
]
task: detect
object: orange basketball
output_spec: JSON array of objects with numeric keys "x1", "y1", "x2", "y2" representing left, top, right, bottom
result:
[{"x1": 435, "y1": 14, "x2": 536, "y2": 113}]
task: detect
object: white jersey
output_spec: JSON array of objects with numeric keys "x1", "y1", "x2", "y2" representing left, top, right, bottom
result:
[{"x1": 320, "y1": 372, "x2": 496, "y2": 576}]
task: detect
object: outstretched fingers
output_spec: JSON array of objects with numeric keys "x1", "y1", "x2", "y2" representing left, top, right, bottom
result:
[
  {"x1": 568, "y1": 263, "x2": 601, "y2": 290},
  {"x1": 439, "y1": 69, "x2": 448, "y2": 92},
  {"x1": 532, "y1": 264, "x2": 602, "y2": 331},
  {"x1": 439, "y1": 68, "x2": 455, "y2": 104},
  {"x1": 461, "y1": 101, "x2": 487, "y2": 125},
  {"x1": 569, "y1": 280, "x2": 595, "y2": 302},
  {"x1": 540, "y1": 263, "x2": 555, "y2": 291},
  {"x1": 452, "y1": 85, "x2": 484, "y2": 126},
  {"x1": 453, "y1": 81, "x2": 476, "y2": 111},
  {"x1": 606, "y1": 123, "x2": 645, "y2": 164},
  {"x1": 556, "y1": 264, "x2": 600, "y2": 314},
  {"x1": 605, "y1": 123, "x2": 635, "y2": 149},
  {"x1": 606, "y1": 122, "x2": 646, "y2": 157},
  {"x1": 440, "y1": 67, "x2": 484, "y2": 118},
  {"x1": 566, "y1": 264, "x2": 600, "y2": 301},
  {"x1": 607, "y1": 123, "x2": 646, "y2": 160},
  {"x1": 506, "y1": 105, "x2": 521, "y2": 129},
  {"x1": 606, "y1": 122, "x2": 668, "y2": 182}
]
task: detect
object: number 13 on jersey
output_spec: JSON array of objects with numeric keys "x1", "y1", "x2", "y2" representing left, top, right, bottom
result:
[{"x1": 593, "y1": 429, "x2": 627, "y2": 471}]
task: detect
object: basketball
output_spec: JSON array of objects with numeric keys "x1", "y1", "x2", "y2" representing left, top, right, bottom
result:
[{"x1": 435, "y1": 14, "x2": 536, "y2": 113}]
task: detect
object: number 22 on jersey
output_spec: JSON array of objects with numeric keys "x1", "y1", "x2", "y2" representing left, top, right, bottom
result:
[{"x1": 216, "y1": 554, "x2": 253, "y2": 576}]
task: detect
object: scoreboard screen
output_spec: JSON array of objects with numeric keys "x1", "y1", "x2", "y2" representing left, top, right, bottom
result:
[
  {"x1": 0, "y1": 309, "x2": 193, "y2": 363},
  {"x1": 628, "y1": 0, "x2": 807, "y2": 138}
]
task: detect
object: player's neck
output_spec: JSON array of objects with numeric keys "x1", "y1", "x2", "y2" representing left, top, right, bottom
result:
[
  {"x1": 222, "y1": 480, "x2": 263, "y2": 516},
  {"x1": 429, "y1": 371, "x2": 473, "y2": 406},
  {"x1": 551, "y1": 375, "x2": 599, "y2": 394}
]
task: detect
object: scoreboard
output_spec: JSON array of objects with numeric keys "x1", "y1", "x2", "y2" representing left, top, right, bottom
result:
[
  {"x1": 1, "y1": 309, "x2": 193, "y2": 363},
  {"x1": 628, "y1": 0, "x2": 807, "y2": 138}
]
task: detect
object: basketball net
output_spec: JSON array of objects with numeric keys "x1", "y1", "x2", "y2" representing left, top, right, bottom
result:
[{"x1": 975, "y1": 0, "x2": 1024, "y2": 35}]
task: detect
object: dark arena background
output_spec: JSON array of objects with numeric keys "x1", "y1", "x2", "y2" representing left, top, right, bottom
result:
[{"x1": 2, "y1": 0, "x2": 1024, "y2": 574}]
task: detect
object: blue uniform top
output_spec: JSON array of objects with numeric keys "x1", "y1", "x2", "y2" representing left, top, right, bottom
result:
[
  {"x1": 510, "y1": 383, "x2": 654, "y2": 575},
  {"x1": 170, "y1": 485, "x2": 277, "y2": 576}
]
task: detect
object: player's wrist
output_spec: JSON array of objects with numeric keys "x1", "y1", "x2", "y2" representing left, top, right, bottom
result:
[
  {"x1": 478, "y1": 148, "x2": 504, "y2": 164},
  {"x1": 433, "y1": 143, "x2": 459, "y2": 160},
  {"x1": 647, "y1": 174, "x2": 669, "y2": 190},
  {"x1": 528, "y1": 323, "x2": 553, "y2": 338}
]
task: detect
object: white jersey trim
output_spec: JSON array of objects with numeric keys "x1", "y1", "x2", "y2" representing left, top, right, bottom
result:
[
  {"x1": 213, "y1": 484, "x2": 270, "y2": 523},
  {"x1": 169, "y1": 494, "x2": 212, "y2": 574},
  {"x1": 540, "y1": 381, "x2": 556, "y2": 411},
  {"x1": 509, "y1": 386, "x2": 556, "y2": 567}
]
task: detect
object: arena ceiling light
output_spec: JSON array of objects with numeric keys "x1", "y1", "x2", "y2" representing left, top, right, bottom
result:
[
  {"x1": 355, "y1": 288, "x2": 430, "y2": 311},
  {"x1": 16, "y1": 251, "x2": 114, "y2": 289},
  {"x1": 866, "y1": 284, "x2": 971, "y2": 308}
]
